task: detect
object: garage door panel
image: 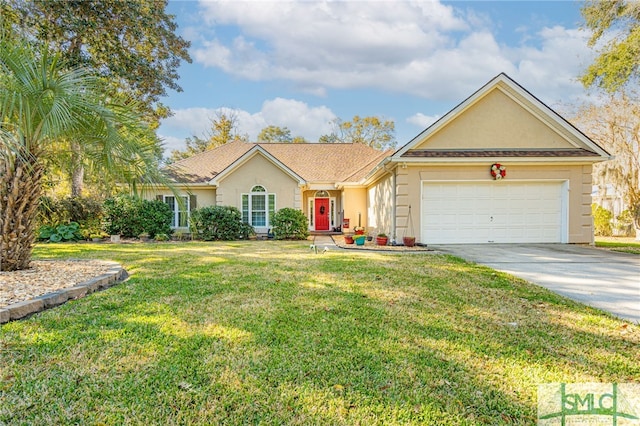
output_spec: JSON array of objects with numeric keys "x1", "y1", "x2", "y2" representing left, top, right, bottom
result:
[{"x1": 422, "y1": 182, "x2": 565, "y2": 244}]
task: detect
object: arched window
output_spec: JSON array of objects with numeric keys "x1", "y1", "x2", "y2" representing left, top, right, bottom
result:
[
  {"x1": 315, "y1": 190, "x2": 329, "y2": 197},
  {"x1": 242, "y1": 185, "x2": 275, "y2": 229}
]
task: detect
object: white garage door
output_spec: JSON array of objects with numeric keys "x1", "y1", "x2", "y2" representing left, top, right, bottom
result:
[{"x1": 422, "y1": 181, "x2": 566, "y2": 244}]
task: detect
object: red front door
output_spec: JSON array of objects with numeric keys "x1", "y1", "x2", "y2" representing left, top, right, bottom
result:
[{"x1": 315, "y1": 198, "x2": 330, "y2": 231}]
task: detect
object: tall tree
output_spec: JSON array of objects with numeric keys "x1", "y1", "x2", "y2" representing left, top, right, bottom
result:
[
  {"x1": 258, "y1": 126, "x2": 293, "y2": 143},
  {"x1": 571, "y1": 92, "x2": 640, "y2": 232},
  {"x1": 7, "y1": 0, "x2": 191, "y2": 196},
  {"x1": 169, "y1": 112, "x2": 246, "y2": 162},
  {"x1": 580, "y1": 0, "x2": 640, "y2": 92},
  {"x1": 168, "y1": 135, "x2": 210, "y2": 163},
  {"x1": 207, "y1": 112, "x2": 245, "y2": 148},
  {"x1": 0, "y1": 35, "x2": 165, "y2": 271},
  {"x1": 321, "y1": 116, "x2": 396, "y2": 150}
]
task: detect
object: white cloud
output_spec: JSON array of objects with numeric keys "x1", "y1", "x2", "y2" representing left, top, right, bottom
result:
[
  {"x1": 158, "y1": 99, "x2": 337, "y2": 153},
  {"x1": 260, "y1": 98, "x2": 336, "y2": 140},
  {"x1": 159, "y1": 135, "x2": 185, "y2": 153},
  {"x1": 190, "y1": 1, "x2": 595, "y2": 106},
  {"x1": 512, "y1": 27, "x2": 595, "y2": 104},
  {"x1": 160, "y1": 107, "x2": 216, "y2": 140},
  {"x1": 407, "y1": 113, "x2": 440, "y2": 129},
  {"x1": 193, "y1": 0, "x2": 469, "y2": 91}
]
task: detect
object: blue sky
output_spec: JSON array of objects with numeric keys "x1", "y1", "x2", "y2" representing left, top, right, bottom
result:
[{"x1": 159, "y1": 0, "x2": 595, "y2": 154}]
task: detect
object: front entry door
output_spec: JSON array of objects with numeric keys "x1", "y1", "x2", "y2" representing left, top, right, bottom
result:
[{"x1": 315, "y1": 198, "x2": 330, "y2": 231}]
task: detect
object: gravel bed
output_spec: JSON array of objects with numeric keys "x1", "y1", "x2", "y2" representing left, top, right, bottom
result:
[{"x1": 0, "y1": 260, "x2": 115, "y2": 308}]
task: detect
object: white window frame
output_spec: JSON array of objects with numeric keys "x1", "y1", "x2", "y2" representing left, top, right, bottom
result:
[
  {"x1": 164, "y1": 195, "x2": 190, "y2": 229},
  {"x1": 242, "y1": 185, "x2": 275, "y2": 232}
]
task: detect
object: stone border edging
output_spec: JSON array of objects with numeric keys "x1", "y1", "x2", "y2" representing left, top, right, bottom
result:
[{"x1": 0, "y1": 261, "x2": 128, "y2": 324}]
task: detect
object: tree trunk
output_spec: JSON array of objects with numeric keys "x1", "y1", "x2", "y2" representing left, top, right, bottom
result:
[
  {"x1": 70, "y1": 140, "x2": 84, "y2": 197},
  {"x1": 0, "y1": 152, "x2": 44, "y2": 271}
]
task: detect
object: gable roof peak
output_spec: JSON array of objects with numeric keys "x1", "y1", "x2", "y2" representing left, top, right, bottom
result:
[{"x1": 392, "y1": 72, "x2": 610, "y2": 161}]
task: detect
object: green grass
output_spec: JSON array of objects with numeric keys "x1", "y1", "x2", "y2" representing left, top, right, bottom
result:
[
  {"x1": 595, "y1": 239, "x2": 640, "y2": 254},
  {"x1": 1, "y1": 241, "x2": 638, "y2": 425}
]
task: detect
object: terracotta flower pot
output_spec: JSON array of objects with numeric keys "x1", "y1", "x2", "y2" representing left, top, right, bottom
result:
[
  {"x1": 344, "y1": 235, "x2": 354, "y2": 244},
  {"x1": 403, "y1": 236, "x2": 416, "y2": 247},
  {"x1": 376, "y1": 237, "x2": 388, "y2": 246}
]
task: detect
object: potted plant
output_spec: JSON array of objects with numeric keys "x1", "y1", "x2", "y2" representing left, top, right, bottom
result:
[
  {"x1": 353, "y1": 226, "x2": 365, "y2": 235},
  {"x1": 344, "y1": 235, "x2": 354, "y2": 244},
  {"x1": 376, "y1": 233, "x2": 388, "y2": 246},
  {"x1": 403, "y1": 236, "x2": 416, "y2": 247},
  {"x1": 403, "y1": 205, "x2": 416, "y2": 247},
  {"x1": 354, "y1": 234, "x2": 367, "y2": 246}
]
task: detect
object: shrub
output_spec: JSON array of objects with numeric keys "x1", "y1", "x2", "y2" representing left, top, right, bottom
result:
[
  {"x1": 37, "y1": 196, "x2": 104, "y2": 239},
  {"x1": 139, "y1": 199, "x2": 173, "y2": 238},
  {"x1": 58, "y1": 197, "x2": 103, "y2": 223},
  {"x1": 189, "y1": 206, "x2": 254, "y2": 241},
  {"x1": 103, "y1": 195, "x2": 143, "y2": 237},
  {"x1": 38, "y1": 222, "x2": 83, "y2": 242},
  {"x1": 614, "y1": 210, "x2": 635, "y2": 237},
  {"x1": 103, "y1": 195, "x2": 172, "y2": 238},
  {"x1": 592, "y1": 203, "x2": 613, "y2": 236},
  {"x1": 271, "y1": 208, "x2": 309, "y2": 240}
]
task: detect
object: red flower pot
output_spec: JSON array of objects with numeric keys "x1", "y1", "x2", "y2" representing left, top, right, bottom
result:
[{"x1": 403, "y1": 236, "x2": 415, "y2": 247}]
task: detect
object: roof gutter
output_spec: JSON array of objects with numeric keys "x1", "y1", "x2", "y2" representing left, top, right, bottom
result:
[{"x1": 362, "y1": 156, "x2": 393, "y2": 185}]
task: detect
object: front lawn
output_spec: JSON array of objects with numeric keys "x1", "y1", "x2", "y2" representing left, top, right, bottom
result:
[
  {"x1": 1, "y1": 241, "x2": 637, "y2": 425},
  {"x1": 595, "y1": 237, "x2": 640, "y2": 254}
]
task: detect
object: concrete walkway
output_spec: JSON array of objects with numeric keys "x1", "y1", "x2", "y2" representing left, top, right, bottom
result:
[
  {"x1": 311, "y1": 235, "x2": 339, "y2": 252},
  {"x1": 431, "y1": 244, "x2": 640, "y2": 324}
]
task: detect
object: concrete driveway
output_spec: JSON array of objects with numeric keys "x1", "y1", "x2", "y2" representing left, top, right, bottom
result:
[{"x1": 431, "y1": 244, "x2": 640, "y2": 324}]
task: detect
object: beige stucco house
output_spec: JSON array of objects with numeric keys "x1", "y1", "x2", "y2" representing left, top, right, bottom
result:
[{"x1": 151, "y1": 73, "x2": 610, "y2": 244}]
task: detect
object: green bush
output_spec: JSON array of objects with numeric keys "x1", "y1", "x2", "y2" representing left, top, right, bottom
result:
[
  {"x1": 140, "y1": 199, "x2": 173, "y2": 238},
  {"x1": 614, "y1": 210, "x2": 636, "y2": 237},
  {"x1": 190, "y1": 206, "x2": 254, "y2": 241},
  {"x1": 103, "y1": 195, "x2": 172, "y2": 238},
  {"x1": 592, "y1": 203, "x2": 613, "y2": 236},
  {"x1": 37, "y1": 196, "x2": 103, "y2": 239},
  {"x1": 38, "y1": 222, "x2": 83, "y2": 242},
  {"x1": 103, "y1": 195, "x2": 142, "y2": 237},
  {"x1": 271, "y1": 208, "x2": 309, "y2": 240}
]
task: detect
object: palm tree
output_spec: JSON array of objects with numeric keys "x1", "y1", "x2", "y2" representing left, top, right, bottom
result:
[{"x1": 0, "y1": 35, "x2": 165, "y2": 271}]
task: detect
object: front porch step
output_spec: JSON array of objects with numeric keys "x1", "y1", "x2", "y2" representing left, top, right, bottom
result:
[{"x1": 309, "y1": 231, "x2": 342, "y2": 236}]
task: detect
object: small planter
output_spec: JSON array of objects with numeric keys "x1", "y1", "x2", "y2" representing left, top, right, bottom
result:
[
  {"x1": 376, "y1": 236, "x2": 388, "y2": 246},
  {"x1": 355, "y1": 236, "x2": 366, "y2": 246},
  {"x1": 344, "y1": 235, "x2": 354, "y2": 244},
  {"x1": 403, "y1": 236, "x2": 416, "y2": 247}
]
